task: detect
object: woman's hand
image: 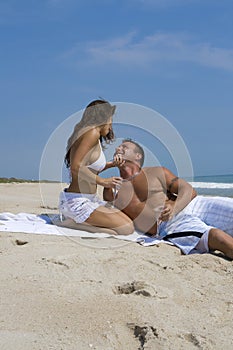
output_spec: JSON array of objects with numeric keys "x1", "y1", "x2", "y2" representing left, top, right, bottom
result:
[
  {"x1": 101, "y1": 176, "x2": 123, "y2": 189},
  {"x1": 103, "y1": 154, "x2": 125, "y2": 171},
  {"x1": 113, "y1": 154, "x2": 125, "y2": 167}
]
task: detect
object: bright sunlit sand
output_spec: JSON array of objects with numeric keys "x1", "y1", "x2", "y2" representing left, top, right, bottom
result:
[{"x1": 0, "y1": 183, "x2": 232, "y2": 349}]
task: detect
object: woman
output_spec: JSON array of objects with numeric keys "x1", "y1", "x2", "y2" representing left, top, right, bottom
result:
[{"x1": 59, "y1": 99, "x2": 134, "y2": 235}]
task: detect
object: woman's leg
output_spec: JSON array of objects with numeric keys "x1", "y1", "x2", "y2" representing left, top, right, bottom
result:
[
  {"x1": 208, "y1": 228, "x2": 233, "y2": 259},
  {"x1": 55, "y1": 217, "x2": 117, "y2": 235},
  {"x1": 85, "y1": 206, "x2": 134, "y2": 235}
]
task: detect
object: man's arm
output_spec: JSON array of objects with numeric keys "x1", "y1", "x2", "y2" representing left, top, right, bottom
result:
[
  {"x1": 161, "y1": 167, "x2": 197, "y2": 220},
  {"x1": 103, "y1": 187, "x2": 114, "y2": 202}
]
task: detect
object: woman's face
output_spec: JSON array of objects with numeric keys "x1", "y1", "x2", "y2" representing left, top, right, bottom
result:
[{"x1": 100, "y1": 117, "x2": 112, "y2": 136}]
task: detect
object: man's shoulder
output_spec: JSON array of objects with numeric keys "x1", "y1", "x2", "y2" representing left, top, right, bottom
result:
[
  {"x1": 142, "y1": 166, "x2": 164, "y2": 174},
  {"x1": 141, "y1": 166, "x2": 166, "y2": 180}
]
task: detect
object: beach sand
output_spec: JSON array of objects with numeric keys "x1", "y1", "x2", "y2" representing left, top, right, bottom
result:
[{"x1": 0, "y1": 183, "x2": 232, "y2": 350}]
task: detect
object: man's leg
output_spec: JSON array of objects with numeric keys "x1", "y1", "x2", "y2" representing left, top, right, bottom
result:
[
  {"x1": 188, "y1": 196, "x2": 233, "y2": 236},
  {"x1": 208, "y1": 228, "x2": 233, "y2": 259}
]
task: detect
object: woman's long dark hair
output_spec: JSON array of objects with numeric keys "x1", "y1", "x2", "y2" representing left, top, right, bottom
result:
[{"x1": 65, "y1": 99, "x2": 116, "y2": 168}]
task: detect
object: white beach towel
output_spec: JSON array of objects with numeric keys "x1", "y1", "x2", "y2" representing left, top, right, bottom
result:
[{"x1": 0, "y1": 212, "x2": 171, "y2": 247}]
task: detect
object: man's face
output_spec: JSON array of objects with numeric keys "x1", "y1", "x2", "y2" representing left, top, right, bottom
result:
[{"x1": 115, "y1": 141, "x2": 137, "y2": 162}]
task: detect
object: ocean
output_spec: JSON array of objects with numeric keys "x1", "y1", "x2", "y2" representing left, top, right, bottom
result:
[
  {"x1": 187, "y1": 174, "x2": 233, "y2": 197},
  {"x1": 102, "y1": 169, "x2": 233, "y2": 198}
]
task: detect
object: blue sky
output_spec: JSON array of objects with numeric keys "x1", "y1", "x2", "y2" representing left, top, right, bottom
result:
[{"x1": 1, "y1": 0, "x2": 233, "y2": 179}]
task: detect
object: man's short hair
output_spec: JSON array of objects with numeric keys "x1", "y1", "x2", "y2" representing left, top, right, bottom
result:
[{"x1": 122, "y1": 138, "x2": 145, "y2": 167}]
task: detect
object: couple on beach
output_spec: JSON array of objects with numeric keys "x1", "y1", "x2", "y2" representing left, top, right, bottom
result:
[{"x1": 59, "y1": 99, "x2": 233, "y2": 259}]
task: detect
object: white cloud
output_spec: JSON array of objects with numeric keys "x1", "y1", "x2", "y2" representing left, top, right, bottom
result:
[{"x1": 67, "y1": 32, "x2": 233, "y2": 72}]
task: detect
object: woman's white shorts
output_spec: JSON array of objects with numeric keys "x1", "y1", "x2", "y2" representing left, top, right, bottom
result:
[{"x1": 59, "y1": 190, "x2": 107, "y2": 223}]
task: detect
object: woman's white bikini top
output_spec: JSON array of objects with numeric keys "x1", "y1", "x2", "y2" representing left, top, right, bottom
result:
[{"x1": 87, "y1": 141, "x2": 106, "y2": 172}]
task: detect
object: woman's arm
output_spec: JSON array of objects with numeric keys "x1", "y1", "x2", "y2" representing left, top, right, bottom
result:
[
  {"x1": 70, "y1": 129, "x2": 122, "y2": 189},
  {"x1": 101, "y1": 154, "x2": 126, "y2": 172},
  {"x1": 102, "y1": 161, "x2": 116, "y2": 171}
]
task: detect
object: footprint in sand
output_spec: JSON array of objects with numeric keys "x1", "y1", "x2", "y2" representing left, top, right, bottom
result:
[
  {"x1": 127, "y1": 323, "x2": 159, "y2": 350},
  {"x1": 113, "y1": 281, "x2": 155, "y2": 297}
]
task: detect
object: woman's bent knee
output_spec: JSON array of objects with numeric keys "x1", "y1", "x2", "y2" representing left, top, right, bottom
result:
[{"x1": 115, "y1": 221, "x2": 134, "y2": 235}]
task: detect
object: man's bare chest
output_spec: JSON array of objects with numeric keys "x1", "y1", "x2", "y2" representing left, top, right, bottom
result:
[{"x1": 131, "y1": 175, "x2": 164, "y2": 201}]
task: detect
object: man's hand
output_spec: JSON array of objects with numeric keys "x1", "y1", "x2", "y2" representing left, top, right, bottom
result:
[{"x1": 159, "y1": 200, "x2": 175, "y2": 221}]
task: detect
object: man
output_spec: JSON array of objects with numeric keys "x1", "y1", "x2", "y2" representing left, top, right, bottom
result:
[{"x1": 103, "y1": 139, "x2": 233, "y2": 259}]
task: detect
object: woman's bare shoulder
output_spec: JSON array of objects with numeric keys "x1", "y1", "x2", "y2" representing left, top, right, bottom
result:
[
  {"x1": 82, "y1": 127, "x2": 100, "y2": 140},
  {"x1": 74, "y1": 127, "x2": 100, "y2": 147}
]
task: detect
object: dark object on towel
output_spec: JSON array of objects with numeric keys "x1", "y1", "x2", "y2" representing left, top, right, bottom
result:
[{"x1": 164, "y1": 231, "x2": 203, "y2": 240}]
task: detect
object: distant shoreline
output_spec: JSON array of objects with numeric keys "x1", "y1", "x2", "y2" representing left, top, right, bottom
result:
[{"x1": 0, "y1": 177, "x2": 60, "y2": 184}]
